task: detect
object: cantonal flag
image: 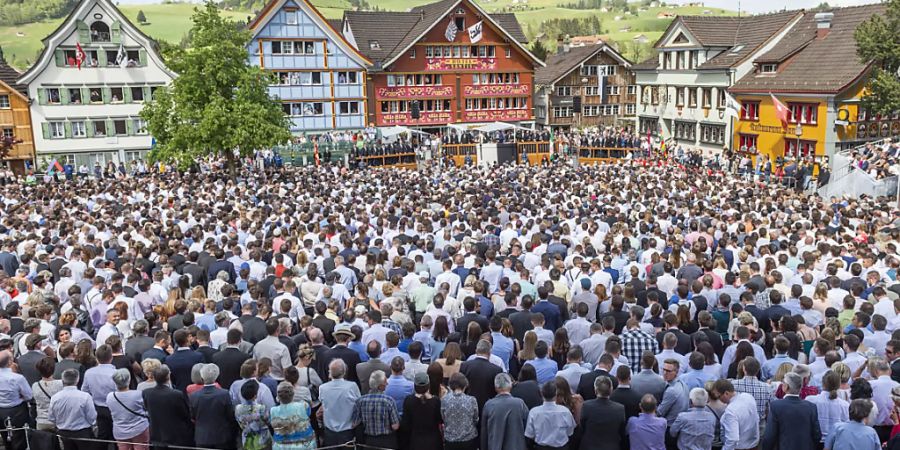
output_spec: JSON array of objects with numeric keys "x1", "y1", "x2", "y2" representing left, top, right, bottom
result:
[{"x1": 770, "y1": 93, "x2": 790, "y2": 128}]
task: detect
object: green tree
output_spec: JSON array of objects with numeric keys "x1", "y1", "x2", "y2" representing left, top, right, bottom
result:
[
  {"x1": 531, "y1": 39, "x2": 549, "y2": 62},
  {"x1": 855, "y1": 0, "x2": 900, "y2": 115},
  {"x1": 141, "y1": 1, "x2": 291, "y2": 176},
  {"x1": 136, "y1": 10, "x2": 147, "y2": 24}
]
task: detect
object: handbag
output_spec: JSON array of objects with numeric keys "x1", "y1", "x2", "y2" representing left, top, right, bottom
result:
[
  {"x1": 305, "y1": 367, "x2": 319, "y2": 402},
  {"x1": 112, "y1": 393, "x2": 149, "y2": 419}
]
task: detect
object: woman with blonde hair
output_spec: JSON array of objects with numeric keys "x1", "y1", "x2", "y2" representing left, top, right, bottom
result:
[
  {"x1": 768, "y1": 362, "x2": 795, "y2": 392},
  {"x1": 457, "y1": 275, "x2": 477, "y2": 301},
  {"x1": 812, "y1": 283, "x2": 830, "y2": 313},
  {"x1": 831, "y1": 362, "x2": 852, "y2": 402}
]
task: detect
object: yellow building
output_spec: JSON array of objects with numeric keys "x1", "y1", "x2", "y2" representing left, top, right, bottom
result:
[{"x1": 729, "y1": 5, "x2": 885, "y2": 165}]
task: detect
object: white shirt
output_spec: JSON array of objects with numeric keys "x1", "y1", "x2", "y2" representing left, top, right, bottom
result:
[
  {"x1": 434, "y1": 271, "x2": 461, "y2": 298},
  {"x1": 563, "y1": 317, "x2": 591, "y2": 346},
  {"x1": 874, "y1": 297, "x2": 896, "y2": 321},
  {"x1": 721, "y1": 393, "x2": 760, "y2": 450}
]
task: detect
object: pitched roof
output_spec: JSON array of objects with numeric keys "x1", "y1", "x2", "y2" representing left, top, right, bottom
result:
[
  {"x1": 535, "y1": 43, "x2": 631, "y2": 86},
  {"x1": 0, "y1": 57, "x2": 26, "y2": 97},
  {"x1": 344, "y1": 0, "x2": 540, "y2": 69},
  {"x1": 327, "y1": 18, "x2": 343, "y2": 33},
  {"x1": 731, "y1": 4, "x2": 886, "y2": 94},
  {"x1": 637, "y1": 11, "x2": 800, "y2": 71}
]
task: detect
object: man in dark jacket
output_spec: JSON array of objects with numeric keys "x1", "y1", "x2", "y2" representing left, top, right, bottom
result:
[
  {"x1": 460, "y1": 340, "x2": 503, "y2": 412},
  {"x1": 165, "y1": 329, "x2": 204, "y2": 392},
  {"x1": 761, "y1": 372, "x2": 821, "y2": 450},
  {"x1": 211, "y1": 329, "x2": 252, "y2": 389},
  {"x1": 577, "y1": 354, "x2": 618, "y2": 401},
  {"x1": 579, "y1": 375, "x2": 626, "y2": 450},
  {"x1": 143, "y1": 366, "x2": 194, "y2": 448},
  {"x1": 189, "y1": 364, "x2": 238, "y2": 449}
]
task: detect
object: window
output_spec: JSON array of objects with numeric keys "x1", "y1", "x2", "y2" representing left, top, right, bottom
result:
[
  {"x1": 338, "y1": 101, "x2": 360, "y2": 115},
  {"x1": 674, "y1": 121, "x2": 696, "y2": 140},
  {"x1": 125, "y1": 50, "x2": 140, "y2": 67},
  {"x1": 557, "y1": 86, "x2": 572, "y2": 96},
  {"x1": 89, "y1": 87, "x2": 103, "y2": 104},
  {"x1": 598, "y1": 65, "x2": 617, "y2": 76},
  {"x1": 71, "y1": 121, "x2": 86, "y2": 138},
  {"x1": 718, "y1": 89, "x2": 726, "y2": 109},
  {"x1": 133, "y1": 118, "x2": 148, "y2": 135},
  {"x1": 639, "y1": 118, "x2": 657, "y2": 135},
  {"x1": 0, "y1": 95, "x2": 9, "y2": 109},
  {"x1": 298, "y1": 72, "x2": 322, "y2": 85},
  {"x1": 625, "y1": 104, "x2": 635, "y2": 115},
  {"x1": 272, "y1": 41, "x2": 315, "y2": 55},
  {"x1": 688, "y1": 88, "x2": 697, "y2": 107},
  {"x1": 113, "y1": 120, "x2": 127, "y2": 136},
  {"x1": 606, "y1": 85, "x2": 620, "y2": 96},
  {"x1": 505, "y1": 47, "x2": 511, "y2": 58},
  {"x1": 90, "y1": 21, "x2": 110, "y2": 42},
  {"x1": 580, "y1": 65, "x2": 598, "y2": 76},
  {"x1": 47, "y1": 89, "x2": 61, "y2": 105},
  {"x1": 676, "y1": 88, "x2": 685, "y2": 106},
  {"x1": 93, "y1": 120, "x2": 107, "y2": 137},
  {"x1": 583, "y1": 86, "x2": 600, "y2": 96},
  {"x1": 583, "y1": 105, "x2": 600, "y2": 116},
  {"x1": 67, "y1": 88, "x2": 82, "y2": 104},
  {"x1": 131, "y1": 87, "x2": 145, "y2": 103},
  {"x1": 285, "y1": 11, "x2": 298, "y2": 25},
  {"x1": 369, "y1": 41, "x2": 380, "y2": 50},
  {"x1": 700, "y1": 124, "x2": 726, "y2": 145},
  {"x1": 336, "y1": 71, "x2": 359, "y2": 85},
  {"x1": 1, "y1": 128, "x2": 12, "y2": 139},
  {"x1": 738, "y1": 134, "x2": 757, "y2": 150},
  {"x1": 49, "y1": 122, "x2": 65, "y2": 139},
  {"x1": 788, "y1": 103, "x2": 818, "y2": 125},
  {"x1": 552, "y1": 106, "x2": 573, "y2": 118},
  {"x1": 410, "y1": 48, "x2": 416, "y2": 59},
  {"x1": 702, "y1": 88, "x2": 711, "y2": 108},
  {"x1": 455, "y1": 17, "x2": 465, "y2": 32},
  {"x1": 760, "y1": 64, "x2": 777, "y2": 74},
  {"x1": 627, "y1": 85, "x2": 637, "y2": 96},
  {"x1": 690, "y1": 50, "x2": 698, "y2": 69},
  {"x1": 785, "y1": 139, "x2": 817, "y2": 157},
  {"x1": 741, "y1": 101, "x2": 760, "y2": 121},
  {"x1": 425, "y1": 46, "x2": 433, "y2": 58},
  {"x1": 110, "y1": 87, "x2": 124, "y2": 103}
]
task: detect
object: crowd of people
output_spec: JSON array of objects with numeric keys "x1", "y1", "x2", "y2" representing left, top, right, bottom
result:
[
  {"x1": 0, "y1": 150, "x2": 898, "y2": 450},
  {"x1": 848, "y1": 139, "x2": 900, "y2": 181}
]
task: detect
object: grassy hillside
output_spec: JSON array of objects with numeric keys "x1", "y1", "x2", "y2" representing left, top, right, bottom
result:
[{"x1": 0, "y1": 1, "x2": 734, "y2": 71}]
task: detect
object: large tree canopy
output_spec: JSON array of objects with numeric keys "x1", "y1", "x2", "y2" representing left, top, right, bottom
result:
[
  {"x1": 141, "y1": 2, "x2": 291, "y2": 173},
  {"x1": 855, "y1": 0, "x2": 900, "y2": 115}
]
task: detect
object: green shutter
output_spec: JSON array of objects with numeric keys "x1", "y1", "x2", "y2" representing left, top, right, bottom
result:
[
  {"x1": 76, "y1": 20, "x2": 90, "y2": 44},
  {"x1": 98, "y1": 50, "x2": 107, "y2": 66},
  {"x1": 106, "y1": 119, "x2": 115, "y2": 136},
  {"x1": 41, "y1": 123, "x2": 50, "y2": 139},
  {"x1": 63, "y1": 122, "x2": 72, "y2": 138},
  {"x1": 124, "y1": 87, "x2": 132, "y2": 103},
  {"x1": 85, "y1": 120, "x2": 94, "y2": 138},
  {"x1": 125, "y1": 119, "x2": 134, "y2": 135},
  {"x1": 38, "y1": 89, "x2": 47, "y2": 105},
  {"x1": 138, "y1": 50, "x2": 147, "y2": 67},
  {"x1": 111, "y1": 21, "x2": 122, "y2": 44},
  {"x1": 143, "y1": 86, "x2": 151, "y2": 102},
  {"x1": 60, "y1": 90, "x2": 69, "y2": 105},
  {"x1": 54, "y1": 50, "x2": 65, "y2": 67},
  {"x1": 102, "y1": 87, "x2": 111, "y2": 104},
  {"x1": 81, "y1": 88, "x2": 90, "y2": 105}
]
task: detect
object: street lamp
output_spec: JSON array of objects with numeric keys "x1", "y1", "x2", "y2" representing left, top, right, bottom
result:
[{"x1": 794, "y1": 123, "x2": 803, "y2": 159}]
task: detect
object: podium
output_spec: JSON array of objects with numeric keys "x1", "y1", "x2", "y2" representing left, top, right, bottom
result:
[{"x1": 478, "y1": 143, "x2": 517, "y2": 167}]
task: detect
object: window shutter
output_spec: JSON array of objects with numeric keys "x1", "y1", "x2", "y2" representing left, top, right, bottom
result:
[
  {"x1": 77, "y1": 21, "x2": 90, "y2": 44},
  {"x1": 111, "y1": 21, "x2": 122, "y2": 44},
  {"x1": 143, "y1": 86, "x2": 151, "y2": 102},
  {"x1": 54, "y1": 50, "x2": 65, "y2": 67},
  {"x1": 138, "y1": 50, "x2": 147, "y2": 67},
  {"x1": 125, "y1": 119, "x2": 134, "y2": 136},
  {"x1": 86, "y1": 120, "x2": 94, "y2": 138},
  {"x1": 41, "y1": 123, "x2": 50, "y2": 140},
  {"x1": 106, "y1": 119, "x2": 115, "y2": 136},
  {"x1": 81, "y1": 87, "x2": 90, "y2": 104},
  {"x1": 60, "y1": 90, "x2": 69, "y2": 105},
  {"x1": 102, "y1": 87, "x2": 111, "y2": 104},
  {"x1": 98, "y1": 50, "x2": 107, "y2": 66},
  {"x1": 38, "y1": 89, "x2": 47, "y2": 105},
  {"x1": 64, "y1": 122, "x2": 72, "y2": 138},
  {"x1": 124, "y1": 87, "x2": 132, "y2": 103}
]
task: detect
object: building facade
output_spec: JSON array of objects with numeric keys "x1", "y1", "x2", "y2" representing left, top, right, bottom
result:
[
  {"x1": 17, "y1": 0, "x2": 175, "y2": 168},
  {"x1": 342, "y1": 0, "x2": 543, "y2": 128},
  {"x1": 632, "y1": 11, "x2": 802, "y2": 155},
  {"x1": 535, "y1": 41, "x2": 635, "y2": 130},
  {"x1": 729, "y1": 6, "x2": 886, "y2": 163},
  {"x1": 0, "y1": 55, "x2": 35, "y2": 174},
  {"x1": 248, "y1": 0, "x2": 371, "y2": 134}
]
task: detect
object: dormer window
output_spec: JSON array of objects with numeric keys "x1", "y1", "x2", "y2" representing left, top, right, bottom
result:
[
  {"x1": 369, "y1": 40, "x2": 380, "y2": 50},
  {"x1": 729, "y1": 45, "x2": 745, "y2": 54},
  {"x1": 455, "y1": 17, "x2": 465, "y2": 31},
  {"x1": 90, "y1": 21, "x2": 110, "y2": 42},
  {"x1": 760, "y1": 64, "x2": 777, "y2": 74},
  {"x1": 456, "y1": 8, "x2": 465, "y2": 14}
]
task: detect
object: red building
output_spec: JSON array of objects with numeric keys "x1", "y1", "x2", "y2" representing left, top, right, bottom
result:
[{"x1": 341, "y1": 0, "x2": 544, "y2": 128}]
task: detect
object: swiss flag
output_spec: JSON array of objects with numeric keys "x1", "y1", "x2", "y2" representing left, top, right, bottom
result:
[{"x1": 770, "y1": 93, "x2": 790, "y2": 128}]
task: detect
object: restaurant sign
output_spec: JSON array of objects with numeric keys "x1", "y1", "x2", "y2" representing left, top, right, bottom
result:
[
  {"x1": 463, "y1": 109, "x2": 530, "y2": 122},
  {"x1": 463, "y1": 84, "x2": 530, "y2": 96},
  {"x1": 749, "y1": 123, "x2": 788, "y2": 134},
  {"x1": 381, "y1": 111, "x2": 453, "y2": 126},
  {"x1": 376, "y1": 86, "x2": 454, "y2": 99},
  {"x1": 425, "y1": 58, "x2": 496, "y2": 71}
]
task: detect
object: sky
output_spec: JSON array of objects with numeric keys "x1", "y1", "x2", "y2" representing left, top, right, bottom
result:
[{"x1": 115, "y1": 0, "x2": 883, "y2": 12}]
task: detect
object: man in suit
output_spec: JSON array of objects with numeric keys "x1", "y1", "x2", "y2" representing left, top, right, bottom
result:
[
  {"x1": 356, "y1": 341, "x2": 390, "y2": 395},
  {"x1": 0, "y1": 242, "x2": 19, "y2": 277},
  {"x1": 208, "y1": 248, "x2": 237, "y2": 283},
  {"x1": 166, "y1": 329, "x2": 205, "y2": 392},
  {"x1": 532, "y1": 286, "x2": 562, "y2": 331},
  {"x1": 195, "y1": 329, "x2": 219, "y2": 363},
  {"x1": 579, "y1": 375, "x2": 626, "y2": 450},
  {"x1": 655, "y1": 315, "x2": 693, "y2": 355},
  {"x1": 211, "y1": 329, "x2": 251, "y2": 389},
  {"x1": 189, "y1": 364, "x2": 238, "y2": 449},
  {"x1": 179, "y1": 251, "x2": 207, "y2": 288},
  {"x1": 124, "y1": 320, "x2": 155, "y2": 362},
  {"x1": 143, "y1": 365, "x2": 194, "y2": 448},
  {"x1": 460, "y1": 339, "x2": 503, "y2": 412},
  {"x1": 577, "y1": 353, "x2": 618, "y2": 401},
  {"x1": 16, "y1": 334, "x2": 46, "y2": 385},
  {"x1": 887, "y1": 340, "x2": 900, "y2": 383},
  {"x1": 456, "y1": 297, "x2": 489, "y2": 336},
  {"x1": 610, "y1": 365, "x2": 642, "y2": 419},
  {"x1": 323, "y1": 324, "x2": 361, "y2": 383},
  {"x1": 508, "y1": 296, "x2": 534, "y2": 343},
  {"x1": 239, "y1": 304, "x2": 269, "y2": 345},
  {"x1": 692, "y1": 312, "x2": 724, "y2": 360},
  {"x1": 761, "y1": 372, "x2": 821, "y2": 450}
]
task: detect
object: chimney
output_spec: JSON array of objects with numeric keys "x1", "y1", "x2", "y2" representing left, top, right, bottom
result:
[
  {"x1": 815, "y1": 12, "x2": 834, "y2": 39},
  {"x1": 557, "y1": 35, "x2": 565, "y2": 54}
]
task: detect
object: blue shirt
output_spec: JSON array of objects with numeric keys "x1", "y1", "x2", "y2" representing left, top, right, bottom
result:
[
  {"x1": 761, "y1": 354, "x2": 798, "y2": 381},
  {"x1": 824, "y1": 421, "x2": 880, "y2": 450},
  {"x1": 195, "y1": 313, "x2": 216, "y2": 331},
  {"x1": 525, "y1": 357, "x2": 559, "y2": 385},
  {"x1": 81, "y1": 364, "x2": 117, "y2": 407},
  {"x1": 379, "y1": 347, "x2": 410, "y2": 365},
  {"x1": 490, "y1": 332, "x2": 514, "y2": 370},
  {"x1": 627, "y1": 413, "x2": 667, "y2": 450},
  {"x1": 384, "y1": 375, "x2": 413, "y2": 415},
  {"x1": 0, "y1": 368, "x2": 32, "y2": 407},
  {"x1": 49, "y1": 386, "x2": 97, "y2": 431},
  {"x1": 477, "y1": 296, "x2": 494, "y2": 318},
  {"x1": 670, "y1": 407, "x2": 717, "y2": 450},
  {"x1": 678, "y1": 368, "x2": 715, "y2": 391},
  {"x1": 319, "y1": 379, "x2": 360, "y2": 432},
  {"x1": 349, "y1": 341, "x2": 369, "y2": 362}
]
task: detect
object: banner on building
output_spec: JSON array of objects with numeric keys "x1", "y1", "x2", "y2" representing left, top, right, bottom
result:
[{"x1": 468, "y1": 21, "x2": 483, "y2": 44}]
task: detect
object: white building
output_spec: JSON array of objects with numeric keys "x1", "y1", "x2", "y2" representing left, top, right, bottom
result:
[
  {"x1": 18, "y1": 0, "x2": 175, "y2": 168},
  {"x1": 632, "y1": 11, "x2": 802, "y2": 154}
]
